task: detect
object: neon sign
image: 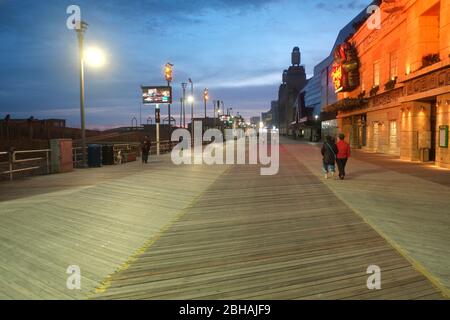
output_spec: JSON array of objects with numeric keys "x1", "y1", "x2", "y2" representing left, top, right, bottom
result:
[{"x1": 331, "y1": 42, "x2": 360, "y2": 93}]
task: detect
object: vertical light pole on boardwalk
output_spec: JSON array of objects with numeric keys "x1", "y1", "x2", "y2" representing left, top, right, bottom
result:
[
  {"x1": 74, "y1": 20, "x2": 105, "y2": 167},
  {"x1": 179, "y1": 97, "x2": 183, "y2": 128},
  {"x1": 188, "y1": 78, "x2": 194, "y2": 146},
  {"x1": 181, "y1": 82, "x2": 187, "y2": 128},
  {"x1": 188, "y1": 78, "x2": 194, "y2": 127},
  {"x1": 203, "y1": 88, "x2": 209, "y2": 120},
  {"x1": 155, "y1": 104, "x2": 160, "y2": 156},
  {"x1": 164, "y1": 63, "x2": 173, "y2": 127},
  {"x1": 76, "y1": 21, "x2": 89, "y2": 167},
  {"x1": 213, "y1": 100, "x2": 217, "y2": 129}
]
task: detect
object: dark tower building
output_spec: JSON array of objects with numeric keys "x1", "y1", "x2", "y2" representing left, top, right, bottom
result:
[{"x1": 278, "y1": 47, "x2": 307, "y2": 135}]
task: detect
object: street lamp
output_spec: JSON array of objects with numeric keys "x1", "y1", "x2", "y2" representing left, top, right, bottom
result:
[
  {"x1": 188, "y1": 78, "x2": 194, "y2": 127},
  {"x1": 74, "y1": 21, "x2": 106, "y2": 168},
  {"x1": 84, "y1": 47, "x2": 106, "y2": 68},
  {"x1": 181, "y1": 82, "x2": 187, "y2": 128},
  {"x1": 165, "y1": 63, "x2": 173, "y2": 127},
  {"x1": 75, "y1": 20, "x2": 89, "y2": 168},
  {"x1": 203, "y1": 88, "x2": 209, "y2": 119}
]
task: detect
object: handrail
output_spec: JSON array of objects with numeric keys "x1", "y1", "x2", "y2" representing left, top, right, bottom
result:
[
  {"x1": 1, "y1": 149, "x2": 51, "y2": 181},
  {"x1": 13, "y1": 149, "x2": 51, "y2": 163}
]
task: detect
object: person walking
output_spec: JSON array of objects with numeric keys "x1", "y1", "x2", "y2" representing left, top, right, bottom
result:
[
  {"x1": 321, "y1": 135, "x2": 338, "y2": 179},
  {"x1": 141, "y1": 135, "x2": 151, "y2": 164},
  {"x1": 336, "y1": 133, "x2": 351, "y2": 180}
]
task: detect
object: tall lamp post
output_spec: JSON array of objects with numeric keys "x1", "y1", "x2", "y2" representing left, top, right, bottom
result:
[
  {"x1": 188, "y1": 78, "x2": 194, "y2": 125},
  {"x1": 76, "y1": 21, "x2": 89, "y2": 168},
  {"x1": 203, "y1": 88, "x2": 209, "y2": 120},
  {"x1": 181, "y1": 82, "x2": 187, "y2": 128},
  {"x1": 213, "y1": 100, "x2": 217, "y2": 128},
  {"x1": 165, "y1": 63, "x2": 173, "y2": 127}
]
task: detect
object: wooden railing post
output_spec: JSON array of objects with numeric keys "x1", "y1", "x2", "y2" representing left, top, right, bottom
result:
[
  {"x1": 8, "y1": 151, "x2": 13, "y2": 181},
  {"x1": 46, "y1": 150, "x2": 50, "y2": 175}
]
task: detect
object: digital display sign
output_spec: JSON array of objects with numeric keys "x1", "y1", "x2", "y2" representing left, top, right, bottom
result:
[{"x1": 142, "y1": 86, "x2": 172, "y2": 104}]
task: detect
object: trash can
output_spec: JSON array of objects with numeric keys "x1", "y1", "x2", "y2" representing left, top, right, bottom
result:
[
  {"x1": 102, "y1": 145, "x2": 114, "y2": 165},
  {"x1": 88, "y1": 144, "x2": 102, "y2": 167}
]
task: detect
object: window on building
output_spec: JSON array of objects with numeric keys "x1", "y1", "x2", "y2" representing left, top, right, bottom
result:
[
  {"x1": 373, "y1": 60, "x2": 381, "y2": 87},
  {"x1": 390, "y1": 52, "x2": 398, "y2": 80}
]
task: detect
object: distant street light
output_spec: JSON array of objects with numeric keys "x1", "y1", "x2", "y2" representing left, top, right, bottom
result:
[
  {"x1": 203, "y1": 88, "x2": 209, "y2": 119},
  {"x1": 181, "y1": 82, "x2": 187, "y2": 128},
  {"x1": 165, "y1": 63, "x2": 173, "y2": 127},
  {"x1": 188, "y1": 78, "x2": 194, "y2": 128}
]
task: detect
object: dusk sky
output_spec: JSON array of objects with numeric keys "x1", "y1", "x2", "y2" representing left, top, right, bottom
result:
[{"x1": 0, "y1": 0, "x2": 371, "y2": 129}]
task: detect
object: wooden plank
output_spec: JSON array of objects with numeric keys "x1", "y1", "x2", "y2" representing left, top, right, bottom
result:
[
  {"x1": 0, "y1": 154, "x2": 228, "y2": 299},
  {"x1": 94, "y1": 149, "x2": 443, "y2": 300}
]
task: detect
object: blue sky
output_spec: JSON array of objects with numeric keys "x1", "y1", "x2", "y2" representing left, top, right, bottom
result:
[{"x1": 0, "y1": 0, "x2": 371, "y2": 129}]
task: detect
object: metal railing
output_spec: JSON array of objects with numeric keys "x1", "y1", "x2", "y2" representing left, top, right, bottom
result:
[
  {"x1": 72, "y1": 141, "x2": 174, "y2": 166},
  {"x1": 1, "y1": 141, "x2": 177, "y2": 181},
  {"x1": 72, "y1": 147, "x2": 84, "y2": 168},
  {"x1": 1, "y1": 149, "x2": 51, "y2": 181}
]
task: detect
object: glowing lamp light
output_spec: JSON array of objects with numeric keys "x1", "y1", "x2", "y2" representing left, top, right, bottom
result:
[
  {"x1": 406, "y1": 65, "x2": 411, "y2": 75},
  {"x1": 84, "y1": 47, "x2": 106, "y2": 68},
  {"x1": 187, "y1": 96, "x2": 194, "y2": 103}
]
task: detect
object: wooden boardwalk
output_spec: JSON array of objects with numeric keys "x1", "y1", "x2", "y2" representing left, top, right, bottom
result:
[
  {"x1": 0, "y1": 156, "x2": 228, "y2": 299},
  {"x1": 94, "y1": 148, "x2": 443, "y2": 300},
  {"x1": 283, "y1": 139, "x2": 450, "y2": 295}
]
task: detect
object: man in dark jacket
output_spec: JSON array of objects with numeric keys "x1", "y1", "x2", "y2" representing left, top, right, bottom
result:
[
  {"x1": 321, "y1": 135, "x2": 338, "y2": 179},
  {"x1": 141, "y1": 136, "x2": 151, "y2": 164}
]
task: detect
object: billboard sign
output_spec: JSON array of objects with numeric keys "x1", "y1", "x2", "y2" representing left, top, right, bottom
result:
[
  {"x1": 142, "y1": 86, "x2": 172, "y2": 104},
  {"x1": 331, "y1": 42, "x2": 360, "y2": 93}
]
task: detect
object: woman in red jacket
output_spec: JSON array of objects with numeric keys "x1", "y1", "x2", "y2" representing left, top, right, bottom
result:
[{"x1": 336, "y1": 133, "x2": 351, "y2": 180}]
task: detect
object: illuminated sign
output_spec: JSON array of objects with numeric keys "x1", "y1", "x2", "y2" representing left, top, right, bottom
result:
[
  {"x1": 142, "y1": 86, "x2": 172, "y2": 104},
  {"x1": 331, "y1": 65, "x2": 344, "y2": 93},
  {"x1": 331, "y1": 42, "x2": 360, "y2": 93}
]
